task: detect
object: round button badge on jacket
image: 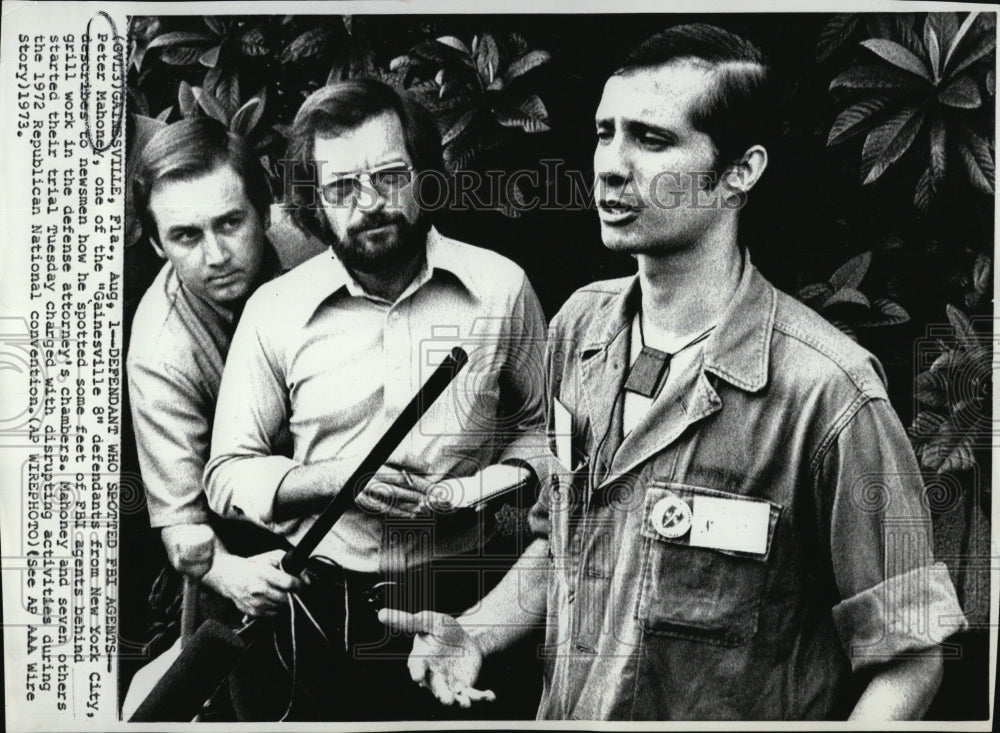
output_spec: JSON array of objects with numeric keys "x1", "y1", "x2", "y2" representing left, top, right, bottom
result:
[{"x1": 650, "y1": 492, "x2": 693, "y2": 539}]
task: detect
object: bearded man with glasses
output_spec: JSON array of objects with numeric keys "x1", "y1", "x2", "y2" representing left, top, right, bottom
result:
[{"x1": 203, "y1": 78, "x2": 557, "y2": 721}]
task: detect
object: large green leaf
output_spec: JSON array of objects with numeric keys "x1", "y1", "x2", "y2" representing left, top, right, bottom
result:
[
  {"x1": 926, "y1": 12, "x2": 961, "y2": 57},
  {"x1": 914, "y1": 166, "x2": 934, "y2": 213},
  {"x1": 282, "y1": 27, "x2": 329, "y2": 63},
  {"x1": 944, "y1": 12, "x2": 995, "y2": 78},
  {"x1": 957, "y1": 128, "x2": 995, "y2": 194},
  {"x1": 823, "y1": 286, "x2": 871, "y2": 309},
  {"x1": 861, "y1": 106, "x2": 926, "y2": 184},
  {"x1": 146, "y1": 31, "x2": 213, "y2": 51},
  {"x1": 827, "y1": 97, "x2": 890, "y2": 144},
  {"x1": 203, "y1": 65, "x2": 222, "y2": 94},
  {"x1": 915, "y1": 115, "x2": 947, "y2": 211},
  {"x1": 475, "y1": 33, "x2": 499, "y2": 85},
  {"x1": 231, "y1": 90, "x2": 266, "y2": 137},
  {"x1": 967, "y1": 253, "x2": 992, "y2": 309},
  {"x1": 177, "y1": 80, "x2": 197, "y2": 118},
  {"x1": 860, "y1": 298, "x2": 910, "y2": 327},
  {"x1": 239, "y1": 28, "x2": 269, "y2": 57},
  {"x1": 198, "y1": 45, "x2": 220, "y2": 69},
  {"x1": 830, "y1": 64, "x2": 928, "y2": 91},
  {"x1": 946, "y1": 303, "x2": 979, "y2": 352},
  {"x1": 494, "y1": 93, "x2": 551, "y2": 133},
  {"x1": 929, "y1": 114, "x2": 948, "y2": 180},
  {"x1": 909, "y1": 409, "x2": 946, "y2": 439},
  {"x1": 408, "y1": 40, "x2": 476, "y2": 70},
  {"x1": 861, "y1": 39, "x2": 933, "y2": 81},
  {"x1": 214, "y1": 74, "x2": 241, "y2": 118},
  {"x1": 924, "y1": 433, "x2": 977, "y2": 474},
  {"x1": 192, "y1": 86, "x2": 229, "y2": 124},
  {"x1": 915, "y1": 368, "x2": 950, "y2": 408},
  {"x1": 160, "y1": 46, "x2": 205, "y2": 66},
  {"x1": 866, "y1": 14, "x2": 925, "y2": 57},
  {"x1": 203, "y1": 16, "x2": 230, "y2": 37},
  {"x1": 829, "y1": 251, "x2": 872, "y2": 290},
  {"x1": 436, "y1": 35, "x2": 471, "y2": 57},
  {"x1": 442, "y1": 109, "x2": 477, "y2": 146},
  {"x1": 504, "y1": 50, "x2": 551, "y2": 81},
  {"x1": 939, "y1": 75, "x2": 982, "y2": 108},
  {"x1": 796, "y1": 282, "x2": 834, "y2": 308},
  {"x1": 817, "y1": 14, "x2": 860, "y2": 62},
  {"x1": 923, "y1": 23, "x2": 941, "y2": 81}
]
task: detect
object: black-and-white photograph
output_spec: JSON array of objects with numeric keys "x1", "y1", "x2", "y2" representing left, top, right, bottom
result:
[{"x1": 111, "y1": 5, "x2": 994, "y2": 724}]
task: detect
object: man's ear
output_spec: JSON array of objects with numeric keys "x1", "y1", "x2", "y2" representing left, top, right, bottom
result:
[
  {"x1": 725, "y1": 145, "x2": 768, "y2": 195},
  {"x1": 150, "y1": 237, "x2": 166, "y2": 260}
]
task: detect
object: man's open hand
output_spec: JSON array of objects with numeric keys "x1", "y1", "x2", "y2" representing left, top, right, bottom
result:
[{"x1": 378, "y1": 608, "x2": 496, "y2": 708}]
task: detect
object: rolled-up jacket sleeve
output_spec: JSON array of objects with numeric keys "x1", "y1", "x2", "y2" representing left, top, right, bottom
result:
[
  {"x1": 815, "y1": 396, "x2": 967, "y2": 671},
  {"x1": 204, "y1": 296, "x2": 300, "y2": 530}
]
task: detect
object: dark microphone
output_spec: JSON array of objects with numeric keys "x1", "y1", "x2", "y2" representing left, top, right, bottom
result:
[
  {"x1": 128, "y1": 620, "x2": 246, "y2": 722},
  {"x1": 128, "y1": 347, "x2": 469, "y2": 721}
]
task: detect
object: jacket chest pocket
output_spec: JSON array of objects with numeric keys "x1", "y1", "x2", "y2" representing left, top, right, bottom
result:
[{"x1": 635, "y1": 482, "x2": 781, "y2": 647}]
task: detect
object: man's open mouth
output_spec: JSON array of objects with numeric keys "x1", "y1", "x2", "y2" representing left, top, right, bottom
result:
[{"x1": 598, "y1": 200, "x2": 642, "y2": 224}]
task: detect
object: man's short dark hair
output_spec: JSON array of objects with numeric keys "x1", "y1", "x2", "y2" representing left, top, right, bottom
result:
[
  {"x1": 615, "y1": 23, "x2": 772, "y2": 176},
  {"x1": 285, "y1": 78, "x2": 444, "y2": 242},
  {"x1": 133, "y1": 118, "x2": 272, "y2": 246}
]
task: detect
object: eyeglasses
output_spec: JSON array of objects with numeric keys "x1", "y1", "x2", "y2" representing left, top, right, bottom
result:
[{"x1": 321, "y1": 160, "x2": 415, "y2": 205}]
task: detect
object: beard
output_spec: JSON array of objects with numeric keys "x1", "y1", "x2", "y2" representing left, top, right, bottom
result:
[{"x1": 324, "y1": 211, "x2": 429, "y2": 275}]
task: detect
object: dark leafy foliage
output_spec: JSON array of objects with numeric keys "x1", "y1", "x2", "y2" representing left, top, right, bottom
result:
[
  {"x1": 909, "y1": 305, "x2": 991, "y2": 476},
  {"x1": 825, "y1": 12, "x2": 995, "y2": 210},
  {"x1": 129, "y1": 17, "x2": 553, "y2": 216},
  {"x1": 797, "y1": 251, "x2": 910, "y2": 340}
]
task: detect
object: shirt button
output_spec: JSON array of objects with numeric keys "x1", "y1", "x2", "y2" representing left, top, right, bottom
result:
[{"x1": 391, "y1": 311, "x2": 401, "y2": 321}]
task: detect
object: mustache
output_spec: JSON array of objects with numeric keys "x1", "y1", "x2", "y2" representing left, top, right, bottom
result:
[{"x1": 348, "y1": 214, "x2": 406, "y2": 237}]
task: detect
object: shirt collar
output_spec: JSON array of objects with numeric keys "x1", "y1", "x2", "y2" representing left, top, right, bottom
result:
[
  {"x1": 308, "y1": 226, "x2": 478, "y2": 310},
  {"x1": 583, "y1": 250, "x2": 776, "y2": 393}
]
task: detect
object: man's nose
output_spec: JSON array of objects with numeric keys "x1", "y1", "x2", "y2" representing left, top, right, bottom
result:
[
  {"x1": 354, "y1": 177, "x2": 388, "y2": 214},
  {"x1": 202, "y1": 232, "x2": 230, "y2": 266},
  {"x1": 594, "y1": 135, "x2": 631, "y2": 190}
]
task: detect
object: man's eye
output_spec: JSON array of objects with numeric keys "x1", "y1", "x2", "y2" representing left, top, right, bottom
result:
[
  {"x1": 323, "y1": 179, "x2": 356, "y2": 203},
  {"x1": 595, "y1": 128, "x2": 613, "y2": 143},
  {"x1": 172, "y1": 230, "x2": 201, "y2": 245},
  {"x1": 219, "y1": 217, "x2": 244, "y2": 232},
  {"x1": 641, "y1": 133, "x2": 672, "y2": 148}
]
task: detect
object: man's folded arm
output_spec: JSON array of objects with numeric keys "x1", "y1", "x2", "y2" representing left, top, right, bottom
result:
[{"x1": 204, "y1": 298, "x2": 305, "y2": 530}]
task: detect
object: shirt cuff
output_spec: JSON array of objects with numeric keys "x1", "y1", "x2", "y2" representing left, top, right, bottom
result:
[{"x1": 832, "y1": 561, "x2": 968, "y2": 671}]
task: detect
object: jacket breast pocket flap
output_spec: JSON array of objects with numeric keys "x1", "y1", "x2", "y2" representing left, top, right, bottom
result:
[{"x1": 635, "y1": 482, "x2": 782, "y2": 646}]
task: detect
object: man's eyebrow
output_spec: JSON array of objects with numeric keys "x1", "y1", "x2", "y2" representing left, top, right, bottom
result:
[
  {"x1": 593, "y1": 116, "x2": 678, "y2": 138},
  {"x1": 625, "y1": 120, "x2": 677, "y2": 138},
  {"x1": 324, "y1": 158, "x2": 409, "y2": 178},
  {"x1": 165, "y1": 224, "x2": 200, "y2": 238},
  {"x1": 211, "y1": 208, "x2": 246, "y2": 223}
]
